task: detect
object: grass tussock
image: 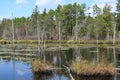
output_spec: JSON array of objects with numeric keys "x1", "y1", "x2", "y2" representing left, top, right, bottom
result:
[
  {"x1": 70, "y1": 60, "x2": 116, "y2": 77},
  {"x1": 32, "y1": 59, "x2": 52, "y2": 73}
]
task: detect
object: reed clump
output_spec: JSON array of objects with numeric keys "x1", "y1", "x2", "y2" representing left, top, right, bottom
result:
[
  {"x1": 70, "y1": 60, "x2": 116, "y2": 77},
  {"x1": 32, "y1": 59, "x2": 53, "y2": 74},
  {"x1": 95, "y1": 62, "x2": 116, "y2": 76}
]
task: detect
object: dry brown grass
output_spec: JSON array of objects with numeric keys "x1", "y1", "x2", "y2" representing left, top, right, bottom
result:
[
  {"x1": 70, "y1": 60, "x2": 116, "y2": 76},
  {"x1": 95, "y1": 62, "x2": 116, "y2": 75},
  {"x1": 32, "y1": 59, "x2": 52, "y2": 72}
]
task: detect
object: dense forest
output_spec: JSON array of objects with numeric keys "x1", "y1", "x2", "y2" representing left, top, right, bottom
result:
[{"x1": 0, "y1": 1, "x2": 120, "y2": 41}]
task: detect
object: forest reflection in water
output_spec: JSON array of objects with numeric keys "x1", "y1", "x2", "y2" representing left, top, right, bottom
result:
[{"x1": 0, "y1": 45, "x2": 120, "y2": 80}]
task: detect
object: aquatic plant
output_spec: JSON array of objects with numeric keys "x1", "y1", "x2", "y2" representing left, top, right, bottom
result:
[
  {"x1": 70, "y1": 60, "x2": 116, "y2": 77},
  {"x1": 95, "y1": 62, "x2": 116, "y2": 76},
  {"x1": 32, "y1": 59, "x2": 52, "y2": 73}
]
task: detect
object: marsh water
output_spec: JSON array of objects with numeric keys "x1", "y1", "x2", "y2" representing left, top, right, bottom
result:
[{"x1": 0, "y1": 44, "x2": 120, "y2": 80}]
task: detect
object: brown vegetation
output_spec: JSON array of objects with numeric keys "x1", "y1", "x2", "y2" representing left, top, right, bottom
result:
[
  {"x1": 32, "y1": 59, "x2": 53, "y2": 74},
  {"x1": 1, "y1": 40, "x2": 120, "y2": 44},
  {"x1": 70, "y1": 60, "x2": 116, "y2": 77}
]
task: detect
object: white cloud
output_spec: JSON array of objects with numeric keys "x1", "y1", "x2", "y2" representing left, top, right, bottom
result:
[
  {"x1": 34, "y1": 0, "x2": 116, "y2": 13},
  {"x1": 16, "y1": 0, "x2": 28, "y2": 4},
  {"x1": 54, "y1": 0, "x2": 63, "y2": 5},
  {"x1": 35, "y1": 0, "x2": 64, "y2": 12},
  {"x1": 94, "y1": 0, "x2": 117, "y2": 11},
  {"x1": 94, "y1": 0, "x2": 115, "y2": 3},
  {"x1": 86, "y1": 0, "x2": 117, "y2": 14},
  {"x1": 35, "y1": 0, "x2": 50, "y2": 7},
  {"x1": 35, "y1": 0, "x2": 63, "y2": 7},
  {"x1": 0, "y1": 16, "x2": 11, "y2": 21},
  {"x1": 0, "y1": 16, "x2": 5, "y2": 21}
]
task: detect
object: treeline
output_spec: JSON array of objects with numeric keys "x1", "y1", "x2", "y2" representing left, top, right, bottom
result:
[{"x1": 0, "y1": 2, "x2": 119, "y2": 40}]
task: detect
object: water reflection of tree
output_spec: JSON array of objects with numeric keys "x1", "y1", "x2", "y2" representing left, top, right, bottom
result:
[
  {"x1": 73, "y1": 47, "x2": 82, "y2": 61},
  {"x1": 37, "y1": 45, "x2": 46, "y2": 62},
  {"x1": 33, "y1": 46, "x2": 119, "y2": 80},
  {"x1": 74, "y1": 76, "x2": 114, "y2": 80},
  {"x1": 97, "y1": 47, "x2": 113, "y2": 63},
  {"x1": 77, "y1": 47, "x2": 96, "y2": 62},
  {"x1": 35, "y1": 45, "x2": 71, "y2": 79},
  {"x1": 73, "y1": 47, "x2": 115, "y2": 65},
  {"x1": 33, "y1": 73, "x2": 53, "y2": 80},
  {"x1": 113, "y1": 47, "x2": 120, "y2": 69}
]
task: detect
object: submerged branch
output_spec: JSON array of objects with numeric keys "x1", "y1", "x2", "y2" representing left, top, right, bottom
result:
[{"x1": 63, "y1": 65, "x2": 75, "y2": 80}]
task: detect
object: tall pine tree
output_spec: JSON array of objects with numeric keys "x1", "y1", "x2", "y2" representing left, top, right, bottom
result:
[{"x1": 116, "y1": 0, "x2": 120, "y2": 31}]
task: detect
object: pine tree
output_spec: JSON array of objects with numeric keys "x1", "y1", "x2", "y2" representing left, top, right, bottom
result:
[{"x1": 116, "y1": 0, "x2": 120, "y2": 31}]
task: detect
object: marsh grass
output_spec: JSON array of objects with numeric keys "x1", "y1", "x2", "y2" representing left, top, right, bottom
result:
[
  {"x1": 32, "y1": 59, "x2": 53, "y2": 74},
  {"x1": 1, "y1": 40, "x2": 120, "y2": 44},
  {"x1": 70, "y1": 60, "x2": 116, "y2": 77}
]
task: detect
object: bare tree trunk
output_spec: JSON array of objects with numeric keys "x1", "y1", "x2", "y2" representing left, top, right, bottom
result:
[
  {"x1": 58, "y1": 21, "x2": 61, "y2": 41},
  {"x1": 113, "y1": 23, "x2": 116, "y2": 45},
  {"x1": 12, "y1": 13, "x2": 14, "y2": 49},
  {"x1": 113, "y1": 47, "x2": 116, "y2": 67},
  {"x1": 75, "y1": 0, "x2": 78, "y2": 41},
  {"x1": 107, "y1": 30, "x2": 109, "y2": 40},
  {"x1": 37, "y1": 20, "x2": 40, "y2": 45}
]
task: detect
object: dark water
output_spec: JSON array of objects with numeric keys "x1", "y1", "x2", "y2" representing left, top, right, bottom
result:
[{"x1": 0, "y1": 45, "x2": 120, "y2": 80}]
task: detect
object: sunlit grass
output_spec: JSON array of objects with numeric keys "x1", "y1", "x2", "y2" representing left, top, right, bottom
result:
[
  {"x1": 0, "y1": 40, "x2": 120, "y2": 44},
  {"x1": 32, "y1": 59, "x2": 52, "y2": 72},
  {"x1": 95, "y1": 62, "x2": 116, "y2": 75},
  {"x1": 70, "y1": 60, "x2": 116, "y2": 76}
]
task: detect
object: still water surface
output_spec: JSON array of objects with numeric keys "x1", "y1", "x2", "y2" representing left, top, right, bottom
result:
[{"x1": 0, "y1": 45, "x2": 120, "y2": 80}]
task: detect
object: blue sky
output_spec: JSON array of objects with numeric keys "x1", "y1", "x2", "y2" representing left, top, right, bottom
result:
[{"x1": 0, "y1": 0, "x2": 117, "y2": 20}]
